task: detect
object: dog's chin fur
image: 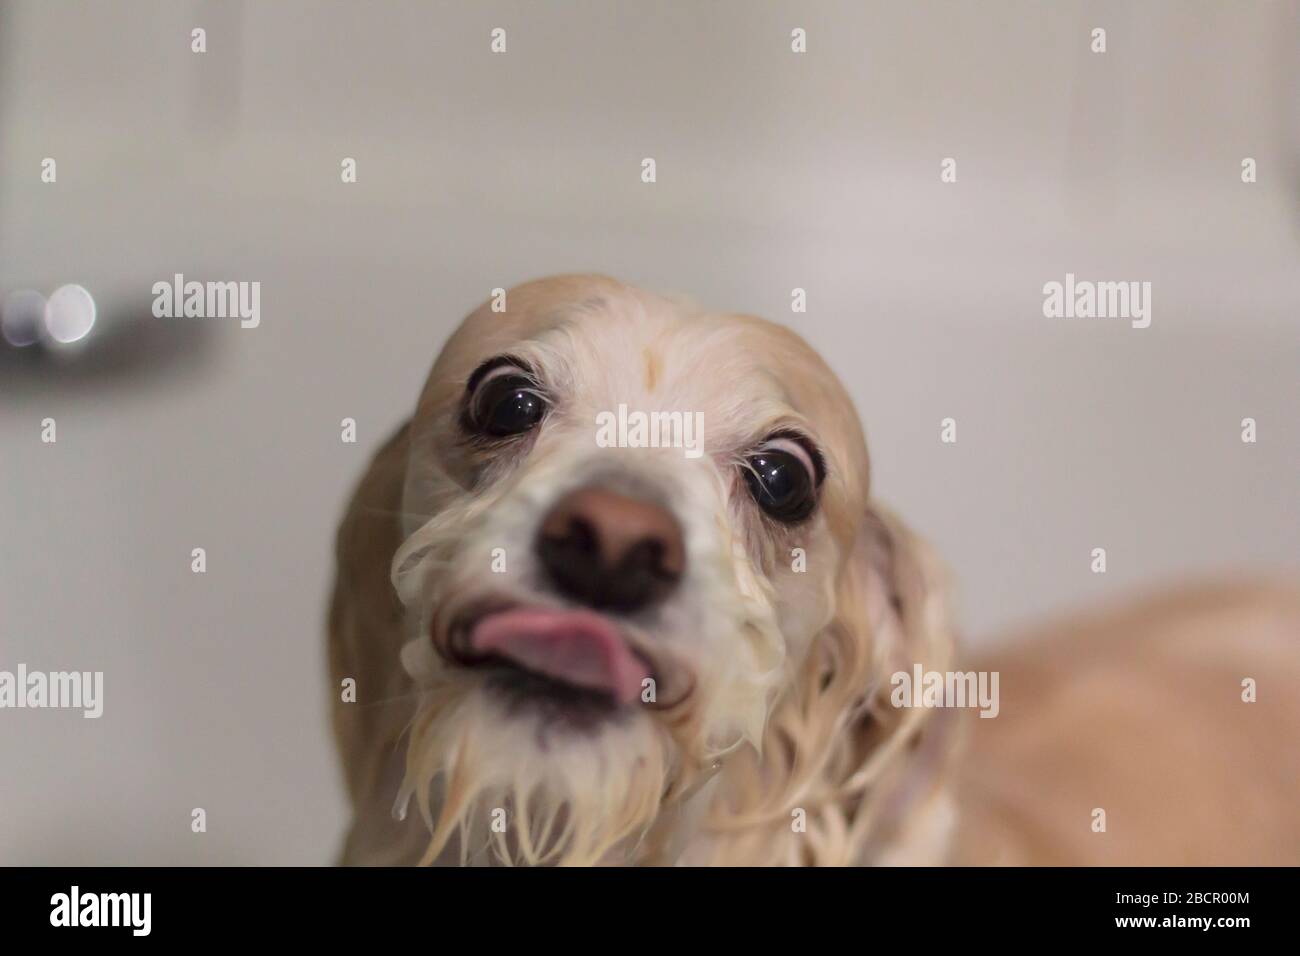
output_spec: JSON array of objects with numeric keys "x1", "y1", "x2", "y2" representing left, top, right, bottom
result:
[{"x1": 395, "y1": 682, "x2": 675, "y2": 866}]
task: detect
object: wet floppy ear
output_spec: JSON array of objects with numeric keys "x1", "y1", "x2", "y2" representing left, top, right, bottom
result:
[
  {"x1": 329, "y1": 422, "x2": 414, "y2": 806},
  {"x1": 856, "y1": 503, "x2": 954, "y2": 681},
  {"x1": 808, "y1": 501, "x2": 955, "y2": 705},
  {"x1": 780, "y1": 501, "x2": 955, "y2": 862}
]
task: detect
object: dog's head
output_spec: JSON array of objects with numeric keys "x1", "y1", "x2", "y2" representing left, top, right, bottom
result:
[{"x1": 387, "y1": 275, "x2": 951, "y2": 865}]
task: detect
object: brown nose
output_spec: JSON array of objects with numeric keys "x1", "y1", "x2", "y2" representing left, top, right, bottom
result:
[{"x1": 535, "y1": 486, "x2": 685, "y2": 613}]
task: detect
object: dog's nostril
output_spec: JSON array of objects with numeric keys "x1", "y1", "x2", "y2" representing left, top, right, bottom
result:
[
  {"x1": 622, "y1": 539, "x2": 674, "y2": 582},
  {"x1": 562, "y1": 515, "x2": 600, "y2": 557},
  {"x1": 534, "y1": 486, "x2": 684, "y2": 613}
]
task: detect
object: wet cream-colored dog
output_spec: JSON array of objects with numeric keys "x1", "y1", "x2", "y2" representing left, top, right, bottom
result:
[{"x1": 330, "y1": 275, "x2": 1300, "y2": 866}]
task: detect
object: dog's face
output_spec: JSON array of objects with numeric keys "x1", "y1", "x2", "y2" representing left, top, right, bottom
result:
[{"x1": 389, "y1": 276, "x2": 882, "y2": 864}]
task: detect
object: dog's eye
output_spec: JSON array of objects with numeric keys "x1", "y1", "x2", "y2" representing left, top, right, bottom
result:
[
  {"x1": 743, "y1": 438, "x2": 818, "y2": 523},
  {"x1": 471, "y1": 369, "x2": 547, "y2": 437}
]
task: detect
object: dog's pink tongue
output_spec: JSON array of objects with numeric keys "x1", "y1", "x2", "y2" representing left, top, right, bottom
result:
[{"x1": 470, "y1": 608, "x2": 648, "y2": 705}]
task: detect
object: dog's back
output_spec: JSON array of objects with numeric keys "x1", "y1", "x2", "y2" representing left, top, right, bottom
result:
[{"x1": 949, "y1": 581, "x2": 1300, "y2": 865}]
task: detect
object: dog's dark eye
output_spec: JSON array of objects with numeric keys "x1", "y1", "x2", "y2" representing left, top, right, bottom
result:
[
  {"x1": 743, "y1": 440, "x2": 818, "y2": 523},
  {"x1": 472, "y1": 372, "x2": 546, "y2": 437}
]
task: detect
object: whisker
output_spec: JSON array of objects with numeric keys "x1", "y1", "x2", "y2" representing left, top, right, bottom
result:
[
  {"x1": 333, "y1": 687, "x2": 431, "y2": 712},
  {"x1": 357, "y1": 505, "x2": 437, "y2": 522}
]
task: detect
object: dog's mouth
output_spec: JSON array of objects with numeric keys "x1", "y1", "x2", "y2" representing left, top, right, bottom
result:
[{"x1": 446, "y1": 605, "x2": 654, "y2": 714}]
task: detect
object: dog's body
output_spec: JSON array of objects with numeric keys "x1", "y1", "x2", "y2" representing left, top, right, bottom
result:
[
  {"x1": 950, "y1": 581, "x2": 1300, "y2": 865},
  {"x1": 329, "y1": 276, "x2": 1298, "y2": 866}
]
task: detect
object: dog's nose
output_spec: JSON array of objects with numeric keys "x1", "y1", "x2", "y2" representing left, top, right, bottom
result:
[{"x1": 535, "y1": 486, "x2": 685, "y2": 613}]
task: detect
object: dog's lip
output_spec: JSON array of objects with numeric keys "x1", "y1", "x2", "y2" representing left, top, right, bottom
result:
[{"x1": 446, "y1": 603, "x2": 655, "y2": 706}]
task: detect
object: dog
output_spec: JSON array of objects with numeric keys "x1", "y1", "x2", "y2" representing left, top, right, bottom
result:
[{"x1": 329, "y1": 275, "x2": 1300, "y2": 865}]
